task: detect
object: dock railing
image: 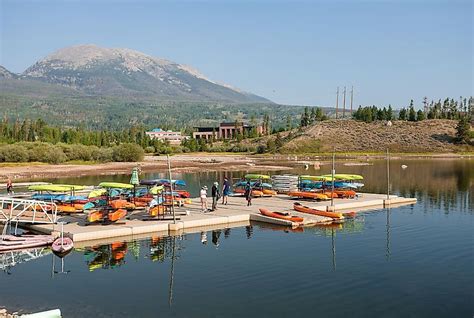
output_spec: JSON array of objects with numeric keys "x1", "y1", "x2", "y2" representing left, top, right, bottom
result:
[{"x1": 0, "y1": 196, "x2": 58, "y2": 225}]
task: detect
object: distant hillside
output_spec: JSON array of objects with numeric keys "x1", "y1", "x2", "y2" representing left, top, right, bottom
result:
[
  {"x1": 1, "y1": 44, "x2": 270, "y2": 103},
  {"x1": 249, "y1": 119, "x2": 471, "y2": 153}
]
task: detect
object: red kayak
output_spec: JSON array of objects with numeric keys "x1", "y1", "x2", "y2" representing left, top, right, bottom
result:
[{"x1": 259, "y1": 208, "x2": 304, "y2": 223}]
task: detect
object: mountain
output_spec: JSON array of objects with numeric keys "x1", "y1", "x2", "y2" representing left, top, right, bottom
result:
[
  {"x1": 0, "y1": 66, "x2": 17, "y2": 79},
  {"x1": 17, "y1": 44, "x2": 270, "y2": 103}
]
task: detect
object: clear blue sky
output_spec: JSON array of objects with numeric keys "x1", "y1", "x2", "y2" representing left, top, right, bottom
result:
[{"x1": 1, "y1": 0, "x2": 472, "y2": 108}]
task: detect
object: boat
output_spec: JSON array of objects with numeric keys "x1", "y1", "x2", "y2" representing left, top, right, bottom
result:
[
  {"x1": 259, "y1": 208, "x2": 304, "y2": 223},
  {"x1": 244, "y1": 174, "x2": 271, "y2": 180},
  {"x1": 288, "y1": 191, "x2": 329, "y2": 200},
  {"x1": 56, "y1": 205, "x2": 80, "y2": 213},
  {"x1": 293, "y1": 202, "x2": 344, "y2": 220},
  {"x1": 98, "y1": 182, "x2": 135, "y2": 189},
  {"x1": 52, "y1": 236, "x2": 74, "y2": 257},
  {"x1": 234, "y1": 188, "x2": 264, "y2": 197},
  {"x1": 149, "y1": 205, "x2": 164, "y2": 217},
  {"x1": 108, "y1": 209, "x2": 127, "y2": 222}
]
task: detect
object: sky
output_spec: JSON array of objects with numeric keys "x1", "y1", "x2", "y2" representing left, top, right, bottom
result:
[{"x1": 0, "y1": 0, "x2": 472, "y2": 108}]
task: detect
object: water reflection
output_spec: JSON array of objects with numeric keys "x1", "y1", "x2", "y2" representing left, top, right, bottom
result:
[{"x1": 1, "y1": 247, "x2": 52, "y2": 275}]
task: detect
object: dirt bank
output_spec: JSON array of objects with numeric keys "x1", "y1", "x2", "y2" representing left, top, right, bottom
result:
[{"x1": 0, "y1": 154, "x2": 293, "y2": 181}]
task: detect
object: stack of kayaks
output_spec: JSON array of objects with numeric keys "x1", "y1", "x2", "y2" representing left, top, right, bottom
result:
[{"x1": 271, "y1": 175, "x2": 299, "y2": 194}]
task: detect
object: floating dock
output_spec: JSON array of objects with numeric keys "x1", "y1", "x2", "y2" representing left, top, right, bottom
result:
[{"x1": 22, "y1": 193, "x2": 417, "y2": 243}]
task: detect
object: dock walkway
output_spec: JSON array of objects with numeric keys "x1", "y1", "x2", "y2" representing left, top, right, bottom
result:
[{"x1": 25, "y1": 193, "x2": 416, "y2": 243}]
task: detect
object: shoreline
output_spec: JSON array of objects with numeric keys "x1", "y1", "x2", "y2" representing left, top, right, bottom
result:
[{"x1": 0, "y1": 153, "x2": 471, "y2": 182}]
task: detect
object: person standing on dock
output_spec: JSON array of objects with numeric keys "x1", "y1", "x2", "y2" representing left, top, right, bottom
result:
[
  {"x1": 211, "y1": 182, "x2": 220, "y2": 211},
  {"x1": 200, "y1": 186, "x2": 208, "y2": 212},
  {"x1": 6, "y1": 178, "x2": 13, "y2": 195},
  {"x1": 244, "y1": 181, "x2": 252, "y2": 206},
  {"x1": 222, "y1": 177, "x2": 230, "y2": 205}
]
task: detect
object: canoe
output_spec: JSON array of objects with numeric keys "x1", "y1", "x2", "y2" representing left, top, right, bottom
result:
[
  {"x1": 288, "y1": 191, "x2": 329, "y2": 200},
  {"x1": 293, "y1": 202, "x2": 344, "y2": 220},
  {"x1": 87, "y1": 210, "x2": 104, "y2": 223},
  {"x1": 259, "y1": 208, "x2": 304, "y2": 223},
  {"x1": 52, "y1": 237, "x2": 74, "y2": 256},
  {"x1": 108, "y1": 209, "x2": 127, "y2": 222}
]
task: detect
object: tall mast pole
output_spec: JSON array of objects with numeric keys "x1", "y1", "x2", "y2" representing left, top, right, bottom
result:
[
  {"x1": 335, "y1": 87, "x2": 339, "y2": 119},
  {"x1": 342, "y1": 86, "x2": 346, "y2": 118},
  {"x1": 350, "y1": 86, "x2": 354, "y2": 115}
]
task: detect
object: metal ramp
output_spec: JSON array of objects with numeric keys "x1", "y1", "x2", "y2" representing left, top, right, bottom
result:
[{"x1": 0, "y1": 196, "x2": 57, "y2": 225}]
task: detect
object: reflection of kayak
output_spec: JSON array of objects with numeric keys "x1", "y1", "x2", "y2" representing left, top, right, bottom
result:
[
  {"x1": 259, "y1": 208, "x2": 304, "y2": 223},
  {"x1": 108, "y1": 209, "x2": 127, "y2": 222},
  {"x1": 288, "y1": 191, "x2": 329, "y2": 200},
  {"x1": 293, "y1": 202, "x2": 344, "y2": 220}
]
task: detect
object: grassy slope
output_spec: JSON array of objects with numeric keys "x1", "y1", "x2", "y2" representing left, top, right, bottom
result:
[{"x1": 246, "y1": 119, "x2": 473, "y2": 153}]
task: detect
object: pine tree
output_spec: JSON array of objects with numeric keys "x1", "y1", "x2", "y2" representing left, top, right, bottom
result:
[
  {"x1": 286, "y1": 115, "x2": 292, "y2": 131},
  {"x1": 455, "y1": 116, "x2": 470, "y2": 144},
  {"x1": 408, "y1": 100, "x2": 416, "y2": 121},
  {"x1": 399, "y1": 108, "x2": 407, "y2": 120},
  {"x1": 387, "y1": 105, "x2": 393, "y2": 120},
  {"x1": 416, "y1": 110, "x2": 425, "y2": 121}
]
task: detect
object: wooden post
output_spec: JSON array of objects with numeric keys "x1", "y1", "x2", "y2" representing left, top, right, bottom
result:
[{"x1": 167, "y1": 154, "x2": 176, "y2": 224}]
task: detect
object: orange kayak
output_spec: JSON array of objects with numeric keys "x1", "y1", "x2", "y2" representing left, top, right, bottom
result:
[
  {"x1": 293, "y1": 202, "x2": 344, "y2": 220},
  {"x1": 288, "y1": 191, "x2": 329, "y2": 200},
  {"x1": 108, "y1": 209, "x2": 127, "y2": 222},
  {"x1": 135, "y1": 197, "x2": 153, "y2": 203},
  {"x1": 262, "y1": 189, "x2": 277, "y2": 196},
  {"x1": 149, "y1": 205, "x2": 164, "y2": 217},
  {"x1": 234, "y1": 189, "x2": 264, "y2": 197},
  {"x1": 259, "y1": 208, "x2": 304, "y2": 223},
  {"x1": 87, "y1": 210, "x2": 104, "y2": 223},
  {"x1": 57, "y1": 205, "x2": 80, "y2": 213},
  {"x1": 322, "y1": 192, "x2": 339, "y2": 198},
  {"x1": 334, "y1": 190, "x2": 356, "y2": 198}
]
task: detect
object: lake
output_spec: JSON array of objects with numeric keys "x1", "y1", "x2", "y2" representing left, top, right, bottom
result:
[{"x1": 1, "y1": 158, "x2": 472, "y2": 317}]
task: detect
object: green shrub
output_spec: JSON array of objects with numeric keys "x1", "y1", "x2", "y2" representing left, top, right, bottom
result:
[
  {"x1": 144, "y1": 146, "x2": 155, "y2": 153},
  {"x1": 112, "y1": 143, "x2": 144, "y2": 162},
  {"x1": 0, "y1": 144, "x2": 29, "y2": 162}
]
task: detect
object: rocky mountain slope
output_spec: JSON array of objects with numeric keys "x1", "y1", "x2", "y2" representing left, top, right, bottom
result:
[{"x1": 1, "y1": 44, "x2": 269, "y2": 103}]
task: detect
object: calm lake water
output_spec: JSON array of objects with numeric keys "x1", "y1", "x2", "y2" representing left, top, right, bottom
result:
[{"x1": 1, "y1": 158, "x2": 472, "y2": 317}]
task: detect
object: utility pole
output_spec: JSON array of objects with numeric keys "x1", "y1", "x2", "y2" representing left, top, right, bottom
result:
[
  {"x1": 335, "y1": 87, "x2": 339, "y2": 119},
  {"x1": 342, "y1": 86, "x2": 346, "y2": 118},
  {"x1": 350, "y1": 86, "x2": 354, "y2": 115}
]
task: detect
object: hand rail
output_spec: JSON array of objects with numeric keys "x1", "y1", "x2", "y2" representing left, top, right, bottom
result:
[{"x1": 0, "y1": 196, "x2": 57, "y2": 225}]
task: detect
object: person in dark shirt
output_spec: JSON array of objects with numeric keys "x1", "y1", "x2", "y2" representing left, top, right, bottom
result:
[
  {"x1": 222, "y1": 177, "x2": 230, "y2": 205},
  {"x1": 211, "y1": 182, "x2": 220, "y2": 211},
  {"x1": 244, "y1": 181, "x2": 252, "y2": 206}
]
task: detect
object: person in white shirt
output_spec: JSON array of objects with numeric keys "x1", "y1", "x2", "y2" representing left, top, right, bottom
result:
[{"x1": 200, "y1": 186, "x2": 208, "y2": 212}]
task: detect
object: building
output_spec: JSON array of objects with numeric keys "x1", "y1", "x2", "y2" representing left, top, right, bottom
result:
[
  {"x1": 146, "y1": 128, "x2": 185, "y2": 145},
  {"x1": 193, "y1": 122, "x2": 266, "y2": 140}
]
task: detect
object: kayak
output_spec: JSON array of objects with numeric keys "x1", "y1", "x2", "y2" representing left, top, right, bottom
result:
[
  {"x1": 334, "y1": 190, "x2": 357, "y2": 198},
  {"x1": 0, "y1": 235, "x2": 54, "y2": 252},
  {"x1": 233, "y1": 189, "x2": 264, "y2": 197},
  {"x1": 149, "y1": 205, "x2": 164, "y2": 217},
  {"x1": 110, "y1": 199, "x2": 135, "y2": 209},
  {"x1": 262, "y1": 189, "x2": 277, "y2": 196},
  {"x1": 259, "y1": 208, "x2": 304, "y2": 223},
  {"x1": 56, "y1": 205, "x2": 80, "y2": 213},
  {"x1": 293, "y1": 202, "x2": 344, "y2": 220},
  {"x1": 108, "y1": 209, "x2": 127, "y2": 222},
  {"x1": 87, "y1": 210, "x2": 104, "y2": 223},
  {"x1": 288, "y1": 191, "x2": 329, "y2": 200}
]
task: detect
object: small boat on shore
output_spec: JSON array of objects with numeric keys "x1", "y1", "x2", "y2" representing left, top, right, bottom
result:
[
  {"x1": 293, "y1": 202, "x2": 344, "y2": 220},
  {"x1": 259, "y1": 208, "x2": 304, "y2": 223},
  {"x1": 52, "y1": 236, "x2": 74, "y2": 257}
]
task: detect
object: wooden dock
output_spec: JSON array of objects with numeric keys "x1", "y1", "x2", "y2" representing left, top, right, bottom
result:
[{"x1": 25, "y1": 193, "x2": 417, "y2": 243}]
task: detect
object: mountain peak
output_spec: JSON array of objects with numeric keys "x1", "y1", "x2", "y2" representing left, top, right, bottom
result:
[{"x1": 19, "y1": 44, "x2": 270, "y2": 103}]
